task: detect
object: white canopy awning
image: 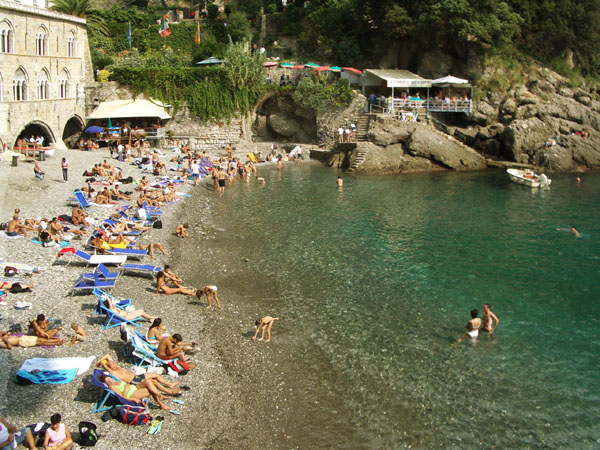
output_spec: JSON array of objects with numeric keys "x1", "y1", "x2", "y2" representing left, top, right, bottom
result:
[
  {"x1": 365, "y1": 69, "x2": 432, "y2": 88},
  {"x1": 87, "y1": 99, "x2": 171, "y2": 120},
  {"x1": 431, "y1": 75, "x2": 469, "y2": 86}
]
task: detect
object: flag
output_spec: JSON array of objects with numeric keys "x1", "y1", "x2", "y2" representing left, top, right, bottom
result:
[
  {"x1": 195, "y1": 22, "x2": 200, "y2": 44},
  {"x1": 127, "y1": 22, "x2": 131, "y2": 49},
  {"x1": 159, "y1": 14, "x2": 171, "y2": 38}
]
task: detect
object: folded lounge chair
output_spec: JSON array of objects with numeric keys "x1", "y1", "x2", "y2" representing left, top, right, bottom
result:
[
  {"x1": 90, "y1": 368, "x2": 149, "y2": 413},
  {"x1": 82, "y1": 263, "x2": 119, "y2": 281},
  {"x1": 120, "y1": 263, "x2": 161, "y2": 277},
  {"x1": 57, "y1": 248, "x2": 127, "y2": 266}
]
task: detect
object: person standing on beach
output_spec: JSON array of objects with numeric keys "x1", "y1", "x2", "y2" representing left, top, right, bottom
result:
[
  {"x1": 481, "y1": 304, "x2": 499, "y2": 336},
  {"x1": 456, "y1": 309, "x2": 481, "y2": 343},
  {"x1": 252, "y1": 316, "x2": 279, "y2": 342},
  {"x1": 61, "y1": 157, "x2": 68, "y2": 183}
]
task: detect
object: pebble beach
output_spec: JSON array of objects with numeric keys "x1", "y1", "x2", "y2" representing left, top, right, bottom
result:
[{"x1": 0, "y1": 146, "x2": 285, "y2": 449}]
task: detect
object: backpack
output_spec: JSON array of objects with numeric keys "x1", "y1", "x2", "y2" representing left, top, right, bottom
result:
[
  {"x1": 77, "y1": 421, "x2": 98, "y2": 447},
  {"x1": 115, "y1": 405, "x2": 151, "y2": 426},
  {"x1": 152, "y1": 220, "x2": 163, "y2": 229}
]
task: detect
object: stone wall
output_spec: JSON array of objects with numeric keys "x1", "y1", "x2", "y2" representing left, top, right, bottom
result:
[
  {"x1": 317, "y1": 93, "x2": 367, "y2": 148},
  {"x1": 0, "y1": 0, "x2": 92, "y2": 148}
]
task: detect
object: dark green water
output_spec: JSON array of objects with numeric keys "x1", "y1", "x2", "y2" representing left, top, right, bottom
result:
[{"x1": 193, "y1": 164, "x2": 600, "y2": 448}]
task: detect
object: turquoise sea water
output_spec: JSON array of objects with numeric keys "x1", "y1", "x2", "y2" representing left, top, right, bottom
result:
[{"x1": 194, "y1": 165, "x2": 600, "y2": 448}]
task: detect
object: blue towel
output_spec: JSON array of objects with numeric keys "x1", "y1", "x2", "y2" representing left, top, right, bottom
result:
[{"x1": 16, "y1": 368, "x2": 78, "y2": 385}]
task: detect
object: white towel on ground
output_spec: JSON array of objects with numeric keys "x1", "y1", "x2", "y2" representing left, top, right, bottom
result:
[{"x1": 19, "y1": 356, "x2": 96, "y2": 376}]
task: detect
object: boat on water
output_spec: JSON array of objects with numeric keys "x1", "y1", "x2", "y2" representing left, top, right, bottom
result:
[{"x1": 507, "y1": 168, "x2": 551, "y2": 188}]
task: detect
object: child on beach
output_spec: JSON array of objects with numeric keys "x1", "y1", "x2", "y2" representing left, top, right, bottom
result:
[
  {"x1": 175, "y1": 223, "x2": 189, "y2": 238},
  {"x1": 67, "y1": 323, "x2": 86, "y2": 345},
  {"x1": 252, "y1": 316, "x2": 279, "y2": 343}
]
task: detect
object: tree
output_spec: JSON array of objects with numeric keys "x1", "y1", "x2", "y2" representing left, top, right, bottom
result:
[{"x1": 50, "y1": 0, "x2": 110, "y2": 36}]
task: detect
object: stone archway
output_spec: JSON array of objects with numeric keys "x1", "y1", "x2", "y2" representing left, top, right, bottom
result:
[
  {"x1": 62, "y1": 115, "x2": 84, "y2": 148},
  {"x1": 14, "y1": 120, "x2": 55, "y2": 148},
  {"x1": 253, "y1": 92, "x2": 317, "y2": 143}
]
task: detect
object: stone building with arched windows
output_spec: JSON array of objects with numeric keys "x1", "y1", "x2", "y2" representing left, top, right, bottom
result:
[{"x1": 0, "y1": 0, "x2": 92, "y2": 150}]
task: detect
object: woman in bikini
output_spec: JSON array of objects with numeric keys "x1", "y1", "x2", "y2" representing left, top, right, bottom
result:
[
  {"x1": 99, "y1": 374, "x2": 171, "y2": 410},
  {"x1": 104, "y1": 297, "x2": 157, "y2": 322},
  {"x1": 154, "y1": 271, "x2": 196, "y2": 296}
]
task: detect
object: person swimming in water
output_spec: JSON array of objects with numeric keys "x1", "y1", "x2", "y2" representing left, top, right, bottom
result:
[{"x1": 571, "y1": 226, "x2": 580, "y2": 237}]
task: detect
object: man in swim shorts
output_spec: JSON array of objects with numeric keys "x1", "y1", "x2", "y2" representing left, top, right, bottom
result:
[
  {"x1": 456, "y1": 309, "x2": 481, "y2": 343},
  {"x1": 481, "y1": 303, "x2": 499, "y2": 336}
]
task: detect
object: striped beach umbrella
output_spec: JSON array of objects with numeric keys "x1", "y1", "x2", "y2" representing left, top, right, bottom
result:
[
  {"x1": 280, "y1": 62, "x2": 293, "y2": 68},
  {"x1": 330, "y1": 66, "x2": 342, "y2": 72},
  {"x1": 305, "y1": 62, "x2": 320, "y2": 68}
]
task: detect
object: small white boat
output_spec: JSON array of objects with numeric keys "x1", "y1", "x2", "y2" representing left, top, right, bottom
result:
[{"x1": 507, "y1": 168, "x2": 551, "y2": 188}]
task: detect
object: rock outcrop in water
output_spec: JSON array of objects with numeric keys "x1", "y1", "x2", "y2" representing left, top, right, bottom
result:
[{"x1": 326, "y1": 119, "x2": 487, "y2": 174}]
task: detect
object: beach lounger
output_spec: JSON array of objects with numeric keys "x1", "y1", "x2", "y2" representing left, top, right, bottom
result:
[
  {"x1": 82, "y1": 263, "x2": 119, "y2": 281},
  {"x1": 123, "y1": 327, "x2": 175, "y2": 368},
  {"x1": 93, "y1": 289, "x2": 141, "y2": 330},
  {"x1": 104, "y1": 247, "x2": 148, "y2": 260},
  {"x1": 92, "y1": 287, "x2": 131, "y2": 308},
  {"x1": 74, "y1": 190, "x2": 114, "y2": 209},
  {"x1": 57, "y1": 248, "x2": 127, "y2": 266},
  {"x1": 142, "y1": 201, "x2": 162, "y2": 216},
  {"x1": 119, "y1": 263, "x2": 161, "y2": 277},
  {"x1": 91, "y1": 368, "x2": 148, "y2": 413},
  {"x1": 73, "y1": 269, "x2": 117, "y2": 293},
  {"x1": 201, "y1": 157, "x2": 215, "y2": 168}
]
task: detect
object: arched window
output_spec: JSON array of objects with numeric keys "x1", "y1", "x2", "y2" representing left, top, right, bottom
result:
[
  {"x1": 0, "y1": 20, "x2": 14, "y2": 54},
  {"x1": 59, "y1": 68, "x2": 70, "y2": 98},
  {"x1": 35, "y1": 26, "x2": 49, "y2": 56},
  {"x1": 37, "y1": 68, "x2": 50, "y2": 100},
  {"x1": 66, "y1": 30, "x2": 76, "y2": 57},
  {"x1": 13, "y1": 67, "x2": 28, "y2": 101}
]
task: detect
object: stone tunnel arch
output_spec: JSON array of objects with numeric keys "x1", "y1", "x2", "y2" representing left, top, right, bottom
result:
[
  {"x1": 253, "y1": 91, "x2": 317, "y2": 144},
  {"x1": 62, "y1": 115, "x2": 84, "y2": 147},
  {"x1": 14, "y1": 120, "x2": 55, "y2": 148}
]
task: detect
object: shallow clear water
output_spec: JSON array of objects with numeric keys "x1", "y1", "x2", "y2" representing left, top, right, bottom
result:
[{"x1": 192, "y1": 165, "x2": 600, "y2": 448}]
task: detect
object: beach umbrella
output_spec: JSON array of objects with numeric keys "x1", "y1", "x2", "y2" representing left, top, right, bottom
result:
[
  {"x1": 305, "y1": 62, "x2": 320, "y2": 68},
  {"x1": 262, "y1": 61, "x2": 278, "y2": 67},
  {"x1": 330, "y1": 66, "x2": 342, "y2": 72},
  {"x1": 315, "y1": 66, "x2": 330, "y2": 72},
  {"x1": 342, "y1": 67, "x2": 362, "y2": 74},
  {"x1": 279, "y1": 62, "x2": 293, "y2": 68},
  {"x1": 292, "y1": 64, "x2": 305, "y2": 69},
  {"x1": 107, "y1": 118, "x2": 112, "y2": 128},
  {"x1": 84, "y1": 126, "x2": 104, "y2": 134},
  {"x1": 196, "y1": 56, "x2": 223, "y2": 65}
]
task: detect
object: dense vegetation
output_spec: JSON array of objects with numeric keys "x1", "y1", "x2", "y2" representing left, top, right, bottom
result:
[{"x1": 81, "y1": 0, "x2": 600, "y2": 120}]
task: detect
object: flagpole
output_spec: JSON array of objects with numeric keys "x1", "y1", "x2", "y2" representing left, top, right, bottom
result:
[{"x1": 128, "y1": 21, "x2": 131, "y2": 50}]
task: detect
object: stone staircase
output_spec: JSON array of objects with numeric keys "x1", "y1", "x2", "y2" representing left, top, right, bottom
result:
[
  {"x1": 347, "y1": 143, "x2": 369, "y2": 172},
  {"x1": 355, "y1": 113, "x2": 371, "y2": 142}
]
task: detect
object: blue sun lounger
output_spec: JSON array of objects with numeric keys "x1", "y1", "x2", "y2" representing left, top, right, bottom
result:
[
  {"x1": 92, "y1": 288, "x2": 141, "y2": 330},
  {"x1": 91, "y1": 369, "x2": 149, "y2": 413},
  {"x1": 104, "y1": 248, "x2": 148, "y2": 260},
  {"x1": 121, "y1": 326, "x2": 175, "y2": 368},
  {"x1": 82, "y1": 263, "x2": 119, "y2": 281},
  {"x1": 120, "y1": 263, "x2": 161, "y2": 278},
  {"x1": 142, "y1": 201, "x2": 162, "y2": 216},
  {"x1": 57, "y1": 248, "x2": 127, "y2": 266},
  {"x1": 73, "y1": 269, "x2": 117, "y2": 293},
  {"x1": 74, "y1": 190, "x2": 93, "y2": 209}
]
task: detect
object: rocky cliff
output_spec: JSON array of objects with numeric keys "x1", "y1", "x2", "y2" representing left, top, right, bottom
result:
[{"x1": 458, "y1": 67, "x2": 600, "y2": 172}]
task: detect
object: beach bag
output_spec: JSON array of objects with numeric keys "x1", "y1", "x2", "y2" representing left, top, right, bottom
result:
[
  {"x1": 167, "y1": 360, "x2": 190, "y2": 375},
  {"x1": 4, "y1": 266, "x2": 17, "y2": 277},
  {"x1": 115, "y1": 405, "x2": 151, "y2": 426},
  {"x1": 77, "y1": 421, "x2": 98, "y2": 446},
  {"x1": 152, "y1": 220, "x2": 163, "y2": 229},
  {"x1": 122, "y1": 176, "x2": 133, "y2": 184}
]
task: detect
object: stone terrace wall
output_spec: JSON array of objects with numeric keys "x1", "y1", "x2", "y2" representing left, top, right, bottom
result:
[{"x1": 316, "y1": 93, "x2": 367, "y2": 148}]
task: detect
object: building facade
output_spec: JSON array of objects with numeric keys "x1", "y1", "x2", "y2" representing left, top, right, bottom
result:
[{"x1": 0, "y1": 0, "x2": 92, "y2": 150}]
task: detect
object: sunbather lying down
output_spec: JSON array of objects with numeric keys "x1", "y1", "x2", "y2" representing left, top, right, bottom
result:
[
  {"x1": 98, "y1": 373, "x2": 173, "y2": 410},
  {"x1": 97, "y1": 354, "x2": 180, "y2": 395},
  {"x1": 103, "y1": 297, "x2": 157, "y2": 322},
  {"x1": 0, "y1": 281, "x2": 34, "y2": 294},
  {"x1": 0, "y1": 331, "x2": 65, "y2": 349}
]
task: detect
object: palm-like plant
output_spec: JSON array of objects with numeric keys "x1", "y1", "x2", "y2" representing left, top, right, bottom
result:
[{"x1": 50, "y1": 0, "x2": 110, "y2": 36}]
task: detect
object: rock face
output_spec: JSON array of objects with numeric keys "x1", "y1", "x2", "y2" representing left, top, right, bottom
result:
[
  {"x1": 455, "y1": 66, "x2": 600, "y2": 172},
  {"x1": 341, "y1": 119, "x2": 487, "y2": 174}
]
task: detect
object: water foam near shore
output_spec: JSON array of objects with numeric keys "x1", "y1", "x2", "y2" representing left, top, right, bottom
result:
[{"x1": 179, "y1": 163, "x2": 600, "y2": 448}]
